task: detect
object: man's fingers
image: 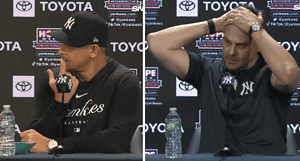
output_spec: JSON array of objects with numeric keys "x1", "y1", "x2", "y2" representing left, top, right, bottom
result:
[
  {"x1": 19, "y1": 131, "x2": 27, "y2": 138},
  {"x1": 258, "y1": 11, "x2": 263, "y2": 19},
  {"x1": 47, "y1": 69, "x2": 59, "y2": 93},
  {"x1": 19, "y1": 129, "x2": 33, "y2": 138},
  {"x1": 47, "y1": 69, "x2": 54, "y2": 81},
  {"x1": 226, "y1": 13, "x2": 240, "y2": 20},
  {"x1": 71, "y1": 76, "x2": 79, "y2": 92},
  {"x1": 223, "y1": 19, "x2": 235, "y2": 28},
  {"x1": 59, "y1": 59, "x2": 67, "y2": 75}
]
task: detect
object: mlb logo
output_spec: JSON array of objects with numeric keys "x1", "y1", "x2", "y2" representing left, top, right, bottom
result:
[
  {"x1": 13, "y1": 0, "x2": 35, "y2": 17},
  {"x1": 176, "y1": 77, "x2": 197, "y2": 97},
  {"x1": 176, "y1": 0, "x2": 198, "y2": 17},
  {"x1": 74, "y1": 128, "x2": 80, "y2": 133},
  {"x1": 13, "y1": 76, "x2": 34, "y2": 97}
]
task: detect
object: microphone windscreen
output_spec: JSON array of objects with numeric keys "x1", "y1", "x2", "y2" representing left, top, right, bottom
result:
[{"x1": 221, "y1": 76, "x2": 235, "y2": 92}]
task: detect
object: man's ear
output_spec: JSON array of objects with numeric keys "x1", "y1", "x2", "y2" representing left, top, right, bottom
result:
[{"x1": 89, "y1": 44, "x2": 99, "y2": 59}]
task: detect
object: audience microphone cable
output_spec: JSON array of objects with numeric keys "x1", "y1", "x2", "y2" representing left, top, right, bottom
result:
[
  {"x1": 214, "y1": 75, "x2": 241, "y2": 160},
  {"x1": 48, "y1": 74, "x2": 73, "y2": 158}
]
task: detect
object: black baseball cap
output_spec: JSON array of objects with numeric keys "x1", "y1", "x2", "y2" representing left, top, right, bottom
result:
[{"x1": 48, "y1": 11, "x2": 108, "y2": 47}]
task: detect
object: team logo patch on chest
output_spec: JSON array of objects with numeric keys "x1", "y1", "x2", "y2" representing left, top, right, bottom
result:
[
  {"x1": 219, "y1": 80, "x2": 254, "y2": 96},
  {"x1": 240, "y1": 81, "x2": 254, "y2": 96}
]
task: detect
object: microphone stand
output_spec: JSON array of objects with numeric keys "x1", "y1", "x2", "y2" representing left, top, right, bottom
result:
[{"x1": 214, "y1": 86, "x2": 241, "y2": 158}]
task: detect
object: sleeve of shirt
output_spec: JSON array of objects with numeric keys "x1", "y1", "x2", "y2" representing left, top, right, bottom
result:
[
  {"x1": 183, "y1": 50, "x2": 214, "y2": 90},
  {"x1": 267, "y1": 68, "x2": 293, "y2": 111},
  {"x1": 27, "y1": 70, "x2": 69, "y2": 139},
  {"x1": 61, "y1": 72, "x2": 140, "y2": 153}
]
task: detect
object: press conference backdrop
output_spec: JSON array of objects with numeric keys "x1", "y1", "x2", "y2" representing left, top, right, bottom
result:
[
  {"x1": 145, "y1": 0, "x2": 300, "y2": 154},
  {"x1": 0, "y1": 0, "x2": 143, "y2": 142}
]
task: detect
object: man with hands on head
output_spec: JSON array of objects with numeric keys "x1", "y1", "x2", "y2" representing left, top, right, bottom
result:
[
  {"x1": 147, "y1": 6, "x2": 299, "y2": 155},
  {"x1": 20, "y1": 11, "x2": 140, "y2": 154}
]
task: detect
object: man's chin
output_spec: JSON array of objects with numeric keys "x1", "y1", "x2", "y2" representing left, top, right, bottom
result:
[{"x1": 225, "y1": 62, "x2": 238, "y2": 70}]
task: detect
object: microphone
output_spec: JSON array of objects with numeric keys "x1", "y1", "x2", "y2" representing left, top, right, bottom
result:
[
  {"x1": 220, "y1": 75, "x2": 235, "y2": 93},
  {"x1": 49, "y1": 74, "x2": 72, "y2": 156},
  {"x1": 56, "y1": 74, "x2": 72, "y2": 93},
  {"x1": 214, "y1": 75, "x2": 241, "y2": 158}
]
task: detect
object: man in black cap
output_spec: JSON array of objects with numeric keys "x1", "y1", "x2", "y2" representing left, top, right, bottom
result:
[{"x1": 20, "y1": 12, "x2": 140, "y2": 154}]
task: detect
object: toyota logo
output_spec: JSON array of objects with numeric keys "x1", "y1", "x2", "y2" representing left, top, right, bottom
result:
[
  {"x1": 16, "y1": 81, "x2": 32, "y2": 92},
  {"x1": 16, "y1": 1, "x2": 32, "y2": 12},
  {"x1": 179, "y1": 81, "x2": 194, "y2": 91},
  {"x1": 179, "y1": 1, "x2": 195, "y2": 11}
]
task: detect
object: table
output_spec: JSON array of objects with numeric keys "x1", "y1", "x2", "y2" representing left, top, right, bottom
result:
[
  {"x1": 0, "y1": 153, "x2": 142, "y2": 161},
  {"x1": 145, "y1": 154, "x2": 300, "y2": 161}
]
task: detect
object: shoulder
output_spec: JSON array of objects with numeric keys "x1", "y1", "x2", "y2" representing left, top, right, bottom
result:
[
  {"x1": 187, "y1": 50, "x2": 221, "y2": 67},
  {"x1": 106, "y1": 57, "x2": 139, "y2": 87}
]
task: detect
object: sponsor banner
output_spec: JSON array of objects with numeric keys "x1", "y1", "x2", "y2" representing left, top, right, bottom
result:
[
  {"x1": 130, "y1": 68, "x2": 138, "y2": 75},
  {"x1": 145, "y1": 0, "x2": 163, "y2": 26},
  {"x1": 13, "y1": 76, "x2": 34, "y2": 97},
  {"x1": 278, "y1": 41, "x2": 300, "y2": 52},
  {"x1": 32, "y1": 28, "x2": 62, "y2": 50},
  {"x1": 288, "y1": 124, "x2": 300, "y2": 133},
  {"x1": 40, "y1": 1, "x2": 93, "y2": 12},
  {"x1": 145, "y1": 123, "x2": 184, "y2": 133},
  {"x1": 0, "y1": 41, "x2": 22, "y2": 51},
  {"x1": 291, "y1": 69, "x2": 300, "y2": 106},
  {"x1": 176, "y1": 77, "x2": 197, "y2": 97},
  {"x1": 266, "y1": 0, "x2": 300, "y2": 27},
  {"x1": 105, "y1": 0, "x2": 142, "y2": 27},
  {"x1": 110, "y1": 42, "x2": 143, "y2": 53},
  {"x1": 13, "y1": 0, "x2": 35, "y2": 17},
  {"x1": 196, "y1": 33, "x2": 223, "y2": 59},
  {"x1": 145, "y1": 90, "x2": 158, "y2": 97},
  {"x1": 145, "y1": 67, "x2": 162, "y2": 89},
  {"x1": 145, "y1": 67, "x2": 163, "y2": 106},
  {"x1": 32, "y1": 28, "x2": 61, "y2": 67},
  {"x1": 176, "y1": 0, "x2": 198, "y2": 17},
  {"x1": 202, "y1": 1, "x2": 255, "y2": 11},
  {"x1": 196, "y1": 33, "x2": 223, "y2": 50}
]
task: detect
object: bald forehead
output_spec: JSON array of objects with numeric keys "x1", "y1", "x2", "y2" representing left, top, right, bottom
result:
[{"x1": 223, "y1": 25, "x2": 251, "y2": 43}]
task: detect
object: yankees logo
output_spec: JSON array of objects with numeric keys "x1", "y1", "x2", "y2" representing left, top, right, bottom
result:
[
  {"x1": 64, "y1": 17, "x2": 75, "y2": 30},
  {"x1": 222, "y1": 76, "x2": 233, "y2": 84},
  {"x1": 240, "y1": 81, "x2": 254, "y2": 96},
  {"x1": 57, "y1": 76, "x2": 67, "y2": 83}
]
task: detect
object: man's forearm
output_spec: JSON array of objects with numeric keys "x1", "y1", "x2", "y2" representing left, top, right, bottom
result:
[
  {"x1": 252, "y1": 29, "x2": 299, "y2": 87},
  {"x1": 148, "y1": 21, "x2": 212, "y2": 51}
]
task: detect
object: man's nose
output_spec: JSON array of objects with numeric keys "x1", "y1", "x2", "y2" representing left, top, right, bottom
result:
[{"x1": 228, "y1": 45, "x2": 236, "y2": 56}]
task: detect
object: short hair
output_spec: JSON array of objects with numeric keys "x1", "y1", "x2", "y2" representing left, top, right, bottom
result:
[
  {"x1": 234, "y1": 5, "x2": 266, "y2": 28},
  {"x1": 100, "y1": 47, "x2": 106, "y2": 55}
]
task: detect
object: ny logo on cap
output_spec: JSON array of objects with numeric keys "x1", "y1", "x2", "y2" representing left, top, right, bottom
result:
[{"x1": 64, "y1": 17, "x2": 75, "y2": 30}]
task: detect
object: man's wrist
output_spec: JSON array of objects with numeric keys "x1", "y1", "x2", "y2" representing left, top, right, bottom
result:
[
  {"x1": 212, "y1": 18, "x2": 222, "y2": 33},
  {"x1": 47, "y1": 139, "x2": 58, "y2": 151},
  {"x1": 251, "y1": 28, "x2": 265, "y2": 39}
]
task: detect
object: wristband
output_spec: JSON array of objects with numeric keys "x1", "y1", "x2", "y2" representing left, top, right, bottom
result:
[{"x1": 207, "y1": 19, "x2": 216, "y2": 34}]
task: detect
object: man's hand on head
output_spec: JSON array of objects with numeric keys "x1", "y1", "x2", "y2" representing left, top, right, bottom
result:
[
  {"x1": 222, "y1": 7, "x2": 264, "y2": 34},
  {"x1": 19, "y1": 129, "x2": 51, "y2": 153},
  {"x1": 47, "y1": 59, "x2": 79, "y2": 104}
]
